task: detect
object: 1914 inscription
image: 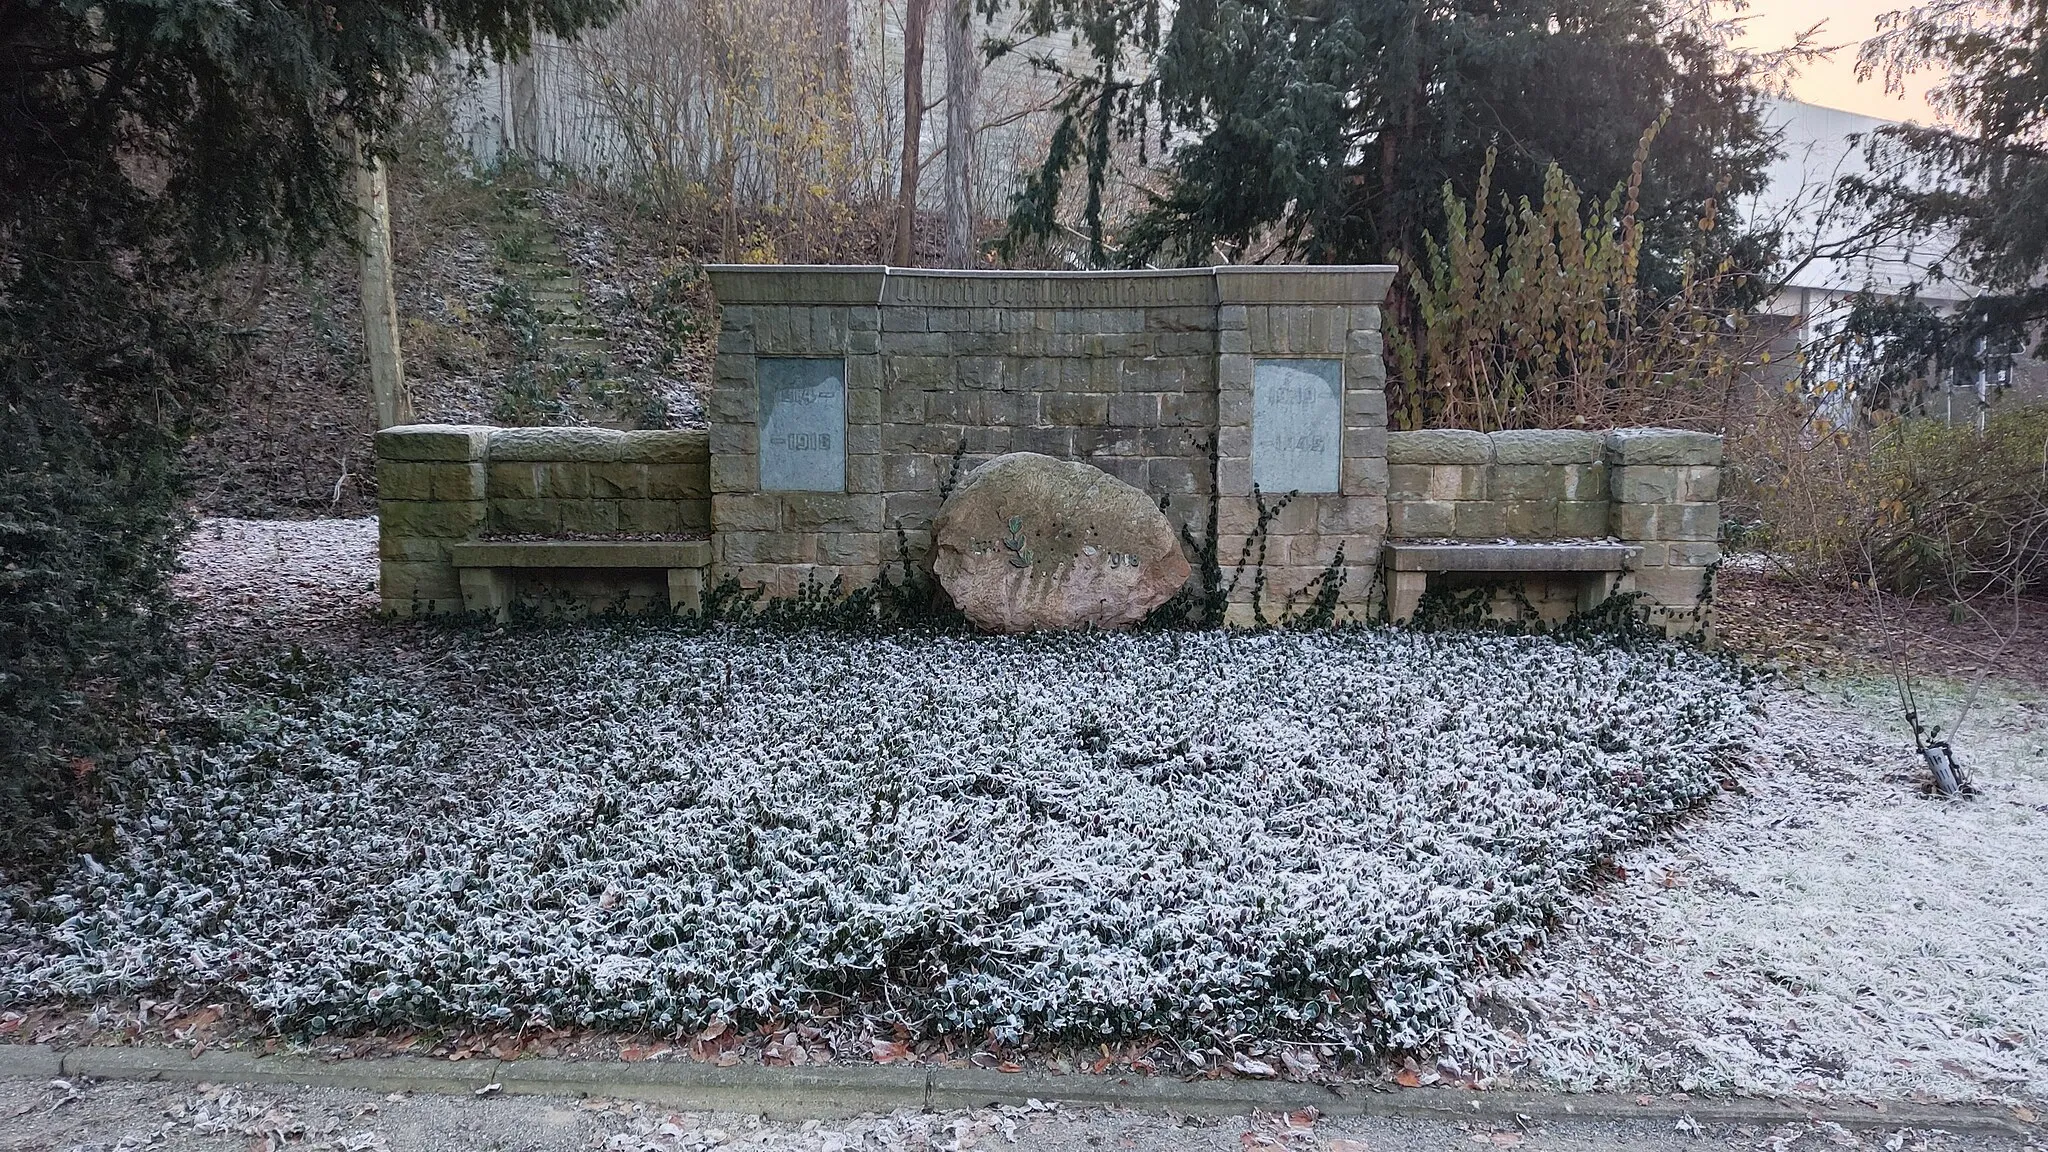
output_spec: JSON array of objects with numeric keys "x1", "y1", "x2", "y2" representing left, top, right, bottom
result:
[
  {"x1": 759, "y1": 357, "x2": 846, "y2": 492},
  {"x1": 1252, "y1": 359, "x2": 1343, "y2": 493}
]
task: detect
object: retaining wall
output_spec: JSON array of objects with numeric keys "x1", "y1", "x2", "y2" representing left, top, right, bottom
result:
[
  {"x1": 375, "y1": 267, "x2": 1723, "y2": 633},
  {"x1": 704, "y1": 265, "x2": 1396, "y2": 615}
]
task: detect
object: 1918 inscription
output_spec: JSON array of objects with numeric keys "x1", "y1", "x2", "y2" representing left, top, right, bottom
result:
[
  {"x1": 759, "y1": 358, "x2": 846, "y2": 492},
  {"x1": 1251, "y1": 359, "x2": 1343, "y2": 494}
]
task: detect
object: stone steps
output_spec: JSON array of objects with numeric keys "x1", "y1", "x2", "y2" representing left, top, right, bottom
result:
[{"x1": 491, "y1": 196, "x2": 609, "y2": 364}]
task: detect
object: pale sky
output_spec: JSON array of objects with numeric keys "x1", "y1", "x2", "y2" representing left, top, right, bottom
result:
[{"x1": 1738, "y1": 0, "x2": 1944, "y2": 123}]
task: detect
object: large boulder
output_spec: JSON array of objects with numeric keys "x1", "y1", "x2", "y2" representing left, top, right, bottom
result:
[{"x1": 931, "y1": 453, "x2": 1191, "y2": 632}]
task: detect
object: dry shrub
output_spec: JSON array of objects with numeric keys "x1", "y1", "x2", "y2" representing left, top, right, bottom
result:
[
  {"x1": 1390, "y1": 121, "x2": 1764, "y2": 432},
  {"x1": 566, "y1": 0, "x2": 898, "y2": 262},
  {"x1": 1722, "y1": 389, "x2": 1875, "y2": 581},
  {"x1": 1727, "y1": 397, "x2": 2048, "y2": 603},
  {"x1": 1868, "y1": 407, "x2": 2048, "y2": 601}
]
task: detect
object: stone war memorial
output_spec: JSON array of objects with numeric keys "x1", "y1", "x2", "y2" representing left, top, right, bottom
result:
[{"x1": 377, "y1": 265, "x2": 1722, "y2": 633}]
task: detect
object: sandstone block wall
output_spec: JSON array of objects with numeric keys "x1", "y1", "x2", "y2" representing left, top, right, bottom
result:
[
  {"x1": 1385, "y1": 427, "x2": 1723, "y2": 629},
  {"x1": 377, "y1": 425, "x2": 709, "y2": 615},
  {"x1": 1387, "y1": 429, "x2": 1610, "y2": 540},
  {"x1": 376, "y1": 271, "x2": 1723, "y2": 635},
  {"x1": 1213, "y1": 270, "x2": 1391, "y2": 623},
  {"x1": 483, "y1": 427, "x2": 711, "y2": 538},
  {"x1": 705, "y1": 265, "x2": 1397, "y2": 612}
]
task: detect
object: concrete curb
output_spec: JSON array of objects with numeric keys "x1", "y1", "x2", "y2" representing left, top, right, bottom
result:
[
  {"x1": 924, "y1": 1069, "x2": 2030, "y2": 1137},
  {"x1": 489, "y1": 1060, "x2": 928, "y2": 1118},
  {"x1": 4, "y1": 1046, "x2": 2030, "y2": 1137},
  {"x1": 0, "y1": 1045, "x2": 62, "y2": 1079},
  {"x1": 55, "y1": 1046, "x2": 499, "y2": 1098}
]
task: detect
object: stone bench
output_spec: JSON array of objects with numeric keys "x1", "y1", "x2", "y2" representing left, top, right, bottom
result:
[
  {"x1": 448, "y1": 540, "x2": 712, "y2": 621},
  {"x1": 1382, "y1": 541, "x2": 1640, "y2": 623}
]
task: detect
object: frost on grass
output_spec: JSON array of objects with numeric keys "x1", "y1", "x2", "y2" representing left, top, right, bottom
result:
[
  {"x1": 1442, "y1": 682, "x2": 2048, "y2": 1102},
  {"x1": 0, "y1": 628, "x2": 1748, "y2": 1051}
]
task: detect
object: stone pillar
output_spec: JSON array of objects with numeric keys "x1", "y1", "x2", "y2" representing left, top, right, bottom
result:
[
  {"x1": 705, "y1": 266, "x2": 888, "y2": 597},
  {"x1": 376, "y1": 425, "x2": 492, "y2": 615},
  {"x1": 1214, "y1": 267, "x2": 1394, "y2": 625},
  {"x1": 1606, "y1": 428, "x2": 1723, "y2": 635}
]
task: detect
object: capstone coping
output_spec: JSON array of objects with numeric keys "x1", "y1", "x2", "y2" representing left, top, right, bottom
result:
[
  {"x1": 449, "y1": 540, "x2": 712, "y2": 569},
  {"x1": 883, "y1": 267, "x2": 1221, "y2": 309},
  {"x1": 706, "y1": 265, "x2": 889, "y2": 305},
  {"x1": 376, "y1": 424, "x2": 493, "y2": 462},
  {"x1": 1605, "y1": 427, "x2": 1724, "y2": 467},
  {"x1": 1212, "y1": 265, "x2": 1398, "y2": 304},
  {"x1": 1488, "y1": 429, "x2": 1604, "y2": 464},
  {"x1": 704, "y1": 265, "x2": 1400, "y2": 309},
  {"x1": 1384, "y1": 541, "x2": 1640, "y2": 573},
  {"x1": 1386, "y1": 429, "x2": 1493, "y2": 465},
  {"x1": 619, "y1": 429, "x2": 710, "y2": 464},
  {"x1": 489, "y1": 426, "x2": 630, "y2": 463}
]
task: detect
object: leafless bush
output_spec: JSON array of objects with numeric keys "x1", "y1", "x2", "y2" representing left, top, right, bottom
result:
[
  {"x1": 561, "y1": 0, "x2": 896, "y2": 261},
  {"x1": 1723, "y1": 388, "x2": 1877, "y2": 581},
  {"x1": 544, "y1": 0, "x2": 1063, "y2": 264},
  {"x1": 1727, "y1": 397, "x2": 2048, "y2": 604}
]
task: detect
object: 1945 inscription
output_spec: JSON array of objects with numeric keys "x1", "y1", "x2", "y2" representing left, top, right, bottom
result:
[{"x1": 759, "y1": 357, "x2": 846, "y2": 492}]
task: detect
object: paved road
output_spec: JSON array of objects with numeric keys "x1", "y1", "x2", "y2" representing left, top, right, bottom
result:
[{"x1": 2, "y1": 1076, "x2": 2036, "y2": 1152}]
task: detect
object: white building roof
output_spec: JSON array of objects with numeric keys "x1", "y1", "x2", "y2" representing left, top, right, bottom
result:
[{"x1": 1745, "y1": 98, "x2": 1973, "y2": 304}]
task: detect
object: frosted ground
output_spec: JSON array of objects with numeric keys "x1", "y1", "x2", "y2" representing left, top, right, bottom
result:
[
  {"x1": 4, "y1": 519, "x2": 2043, "y2": 1114},
  {"x1": 0, "y1": 623, "x2": 1749, "y2": 1056},
  {"x1": 1445, "y1": 676, "x2": 2048, "y2": 1105}
]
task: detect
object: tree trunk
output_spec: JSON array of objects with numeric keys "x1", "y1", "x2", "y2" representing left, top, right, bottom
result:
[
  {"x1": 506, "y1": 56, "x2": 541, "y2": 159},
  {"x1": 893, "y1": 0, "x2": 931, "y2": 266},
  {"x1": 822, "y1": 0, "x2": 852, "y2": 90},
  {"x1": 942, "y1": 0, "x2": 979, "y2": 267},
  {"x1": 355, "y1": 138, "x2": 412, "y2": 429}
]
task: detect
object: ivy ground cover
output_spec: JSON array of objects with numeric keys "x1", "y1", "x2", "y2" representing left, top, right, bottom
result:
[{"x1": 1, "y1": 627, "x2": 1750, "y2": 1053}]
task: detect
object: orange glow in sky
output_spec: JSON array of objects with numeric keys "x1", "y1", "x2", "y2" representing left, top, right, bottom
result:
[{"x1": 1738, "y1": 0, "x2": 1945, "y2": 123}]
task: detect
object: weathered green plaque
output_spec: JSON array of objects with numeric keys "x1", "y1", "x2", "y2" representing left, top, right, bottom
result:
[
  {"x1": 1252, "y1": 358, "x2": 1343, "y2": 493},
  {"x1": 759, "y1": 358, "x2": 846, "y2": 492}
]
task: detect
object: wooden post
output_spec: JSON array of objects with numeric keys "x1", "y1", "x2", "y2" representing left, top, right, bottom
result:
[{"x1": 355, "y1": 136, "x2": 412, "y2": 429}]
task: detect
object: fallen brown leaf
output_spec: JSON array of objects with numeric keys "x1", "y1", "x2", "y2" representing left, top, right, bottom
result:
[{"x1": 1230, "y1": 1054, "x2": 1278, "y2": 1078}]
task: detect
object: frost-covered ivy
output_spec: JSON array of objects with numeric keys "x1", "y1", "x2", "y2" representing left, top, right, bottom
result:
[{"x1": 0, "y1": 628, "x2": 1750, "y2": 1051}]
